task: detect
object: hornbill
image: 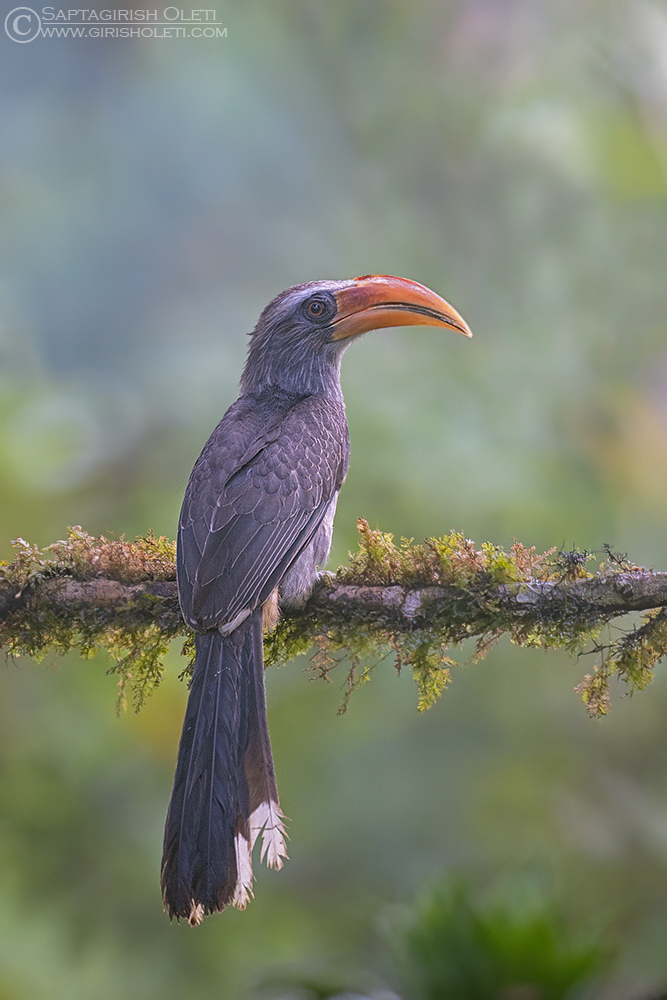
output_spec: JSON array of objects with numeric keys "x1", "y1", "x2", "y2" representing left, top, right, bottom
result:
[{"x1": 161, "y1": 274, "x2": 472, "y2": 924}]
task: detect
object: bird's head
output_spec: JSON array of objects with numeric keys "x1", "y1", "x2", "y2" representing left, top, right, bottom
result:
[{"x1": 241, "y1": 274, "x2": 472, "y2": 396}]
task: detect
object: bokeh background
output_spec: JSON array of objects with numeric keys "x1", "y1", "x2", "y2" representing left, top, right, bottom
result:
[{"x1": 2, "y1": 1, "x2": 667, "y2": 997}]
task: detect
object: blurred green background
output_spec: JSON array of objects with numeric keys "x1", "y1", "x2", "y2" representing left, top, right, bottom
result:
[{"x1": 2, "y1": 1, "x2": 667, "y2": 997}]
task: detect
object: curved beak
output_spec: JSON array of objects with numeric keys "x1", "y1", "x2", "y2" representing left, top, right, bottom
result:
[{"x1": 331, "y1": 274, "x2": 472, "y2": 341}]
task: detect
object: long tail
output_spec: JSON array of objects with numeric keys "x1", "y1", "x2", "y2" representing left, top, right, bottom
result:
[{"x1": 160, "y1": 608, "x2": 287, "y2": 925}]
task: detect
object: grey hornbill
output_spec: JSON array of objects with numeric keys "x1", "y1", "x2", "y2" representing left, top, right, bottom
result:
[{"x1": 161, "y1": 274, "x2": 472, "y2": 924}]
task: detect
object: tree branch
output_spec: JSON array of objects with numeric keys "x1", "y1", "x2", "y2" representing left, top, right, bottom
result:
[
  {"x1": 306, "y1": 571, "x2": 667, "y2": 625},
  {"x1": 2, "y1": 524, "x2": 666, "y2": 716},
  {"x1": 5, "y1": 570, "x2": 667, "y2": 631}
]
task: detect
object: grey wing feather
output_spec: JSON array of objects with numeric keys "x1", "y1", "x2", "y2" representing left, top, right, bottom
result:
[{"x1": 178, "y1": 393, "x2": 348, "y2": 631}]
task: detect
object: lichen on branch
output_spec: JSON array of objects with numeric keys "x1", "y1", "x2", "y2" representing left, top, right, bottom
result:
[
  {"x1": 0, "y1": 527, "x2": 181, "y2": 711},
  {"x1": 2, "y1": 521, "x2": 667, "y2": 717}
]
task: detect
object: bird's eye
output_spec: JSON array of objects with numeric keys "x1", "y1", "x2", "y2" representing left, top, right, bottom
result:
[
  {"x1": 307, "y1": 299, "x2": 325, "y2": 317},
  {"x1": 302, "y1": 293, "x2": 334, "y2": 324}
]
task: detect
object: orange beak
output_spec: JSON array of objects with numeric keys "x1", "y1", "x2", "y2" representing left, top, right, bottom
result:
[{"x1": 331, "y1": 274, "x2": 472, "y2": 341}]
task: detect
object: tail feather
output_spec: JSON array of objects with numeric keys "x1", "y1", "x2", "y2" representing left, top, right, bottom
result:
[
  {"x1": 161, "y1": 609, "x2": 287, "y2": 924},
  {"x1": 245, "y1": 616, "x2": 288, "y2": 867}
]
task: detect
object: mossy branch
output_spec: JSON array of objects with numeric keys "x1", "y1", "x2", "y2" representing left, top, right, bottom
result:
[{"x1": 1, "y1": 522, "x2": 666, "y2": 717}]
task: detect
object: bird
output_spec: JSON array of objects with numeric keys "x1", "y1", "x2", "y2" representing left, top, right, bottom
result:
[{"x1": 161, "y1": 274, "x2": 472, "y2": 925}]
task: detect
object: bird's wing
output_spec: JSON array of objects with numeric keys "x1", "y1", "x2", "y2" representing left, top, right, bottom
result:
[{"x1": 178, "y1": 393, "x2": 348, "y2": 631}]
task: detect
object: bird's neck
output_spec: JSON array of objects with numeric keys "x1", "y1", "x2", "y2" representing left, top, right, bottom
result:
[{"x1": 240, "y1": 341, "x2": 345, "y2": 402}]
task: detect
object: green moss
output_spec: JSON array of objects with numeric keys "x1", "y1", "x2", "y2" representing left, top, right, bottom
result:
[
  {"x1": 1, "y1": 524, "x2": 664, "y2": 717},
  {"x1": 263, "y1": 614, "x2": 322, "y2": 670},
  {"x1": 337, "y1": 520, "x2": 555, "y2": 591},
  {"x1": 0, "y1": 527, "x2": 180, "y2": 712},
  {"x1": 481, "y1": 542, "x2": 522, "y2": 584},
  {"x1": 574, "y1": 607, "x2": 667, "y2": 718},
  {"x1": 395, "y1": 634, "x2": 454, "y2": 713},
  {"x1": 263, "y1": 524, "x2": 564, "y2": 714}
]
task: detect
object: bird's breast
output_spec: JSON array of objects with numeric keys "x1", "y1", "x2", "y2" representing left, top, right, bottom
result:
[{"x1": 278, "y1": 493, "x2": 339, "y2": 608}]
